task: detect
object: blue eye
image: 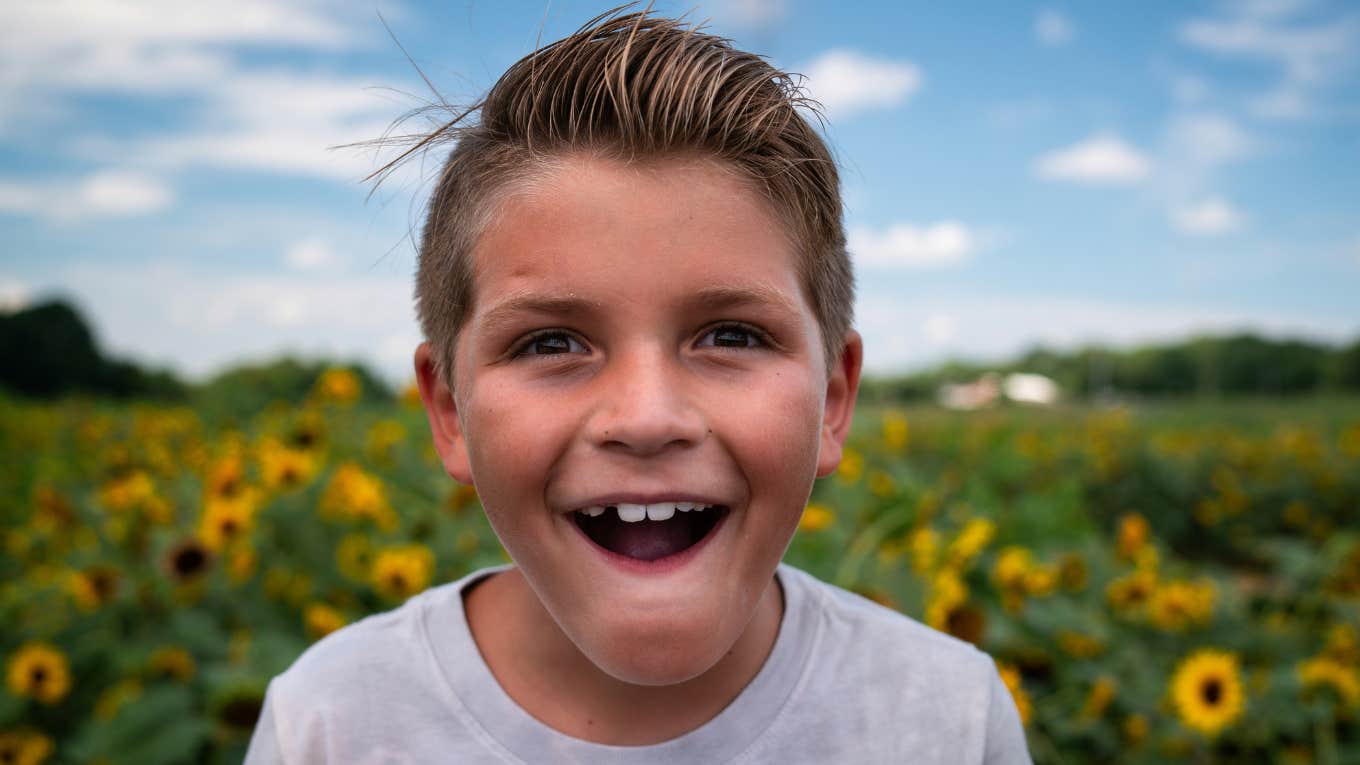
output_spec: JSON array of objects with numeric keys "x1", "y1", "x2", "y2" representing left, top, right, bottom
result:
[
  {"x1": 516, "y1": 331, "x2": 587, "y2": 356},
  {"x1": 699, "y1": 323, "x2": 763, "y2": 349}
]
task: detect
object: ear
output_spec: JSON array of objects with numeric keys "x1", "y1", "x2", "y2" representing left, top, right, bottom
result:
[
  {"x1": 816, "y1": 330, "x2": 863, "y2": 478},
  {"x1": 414, "y1": 342, "x2": 474, "y2": 484}
]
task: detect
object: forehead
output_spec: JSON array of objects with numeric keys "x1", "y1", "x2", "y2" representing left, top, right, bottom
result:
[{"x1": 466, "y1": 155, "x2": 807, "y2": 313}]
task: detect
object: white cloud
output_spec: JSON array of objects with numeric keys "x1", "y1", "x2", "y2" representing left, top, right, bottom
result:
[
  {"x1": 1172, "y1": 75, "x2": 1210, "y2": 105},
  {"x1": 1035, "y1": 10, "x2": 1075, "y2": 46},
  {"x1": 1178, "y1": 2, "x2": 1359, "y2": 121},
  {"x1": 124, "y1": 72, "x2": 408, "y2": 182},
  {"x1": 56, "y1": 257, "x2": 420, "y2": 383},
  {"x1": 801, "y1": 50, "x2": 922, "y2": 119},
  {"x1": 0, "y1": 0, "x2": 357, "y2": 94},
  {"x1": 285, "y1": 237, "x2": 345, "y2": 272},
  {"x1": 0, "y1": 280, "x2": 29, "y2": 312},
  {"x1": 0, "y1": 171, "x2": 173, "y2": 221},
  {"x1": 1164, "y1": 114, "x2": 1254, "y2": 169},
  {"x1": 1033, "y1": 135, "x2": 1152, "y2": 184},
  {"x1": 849, "y1": 222, "x2": 976, "y2": 268},
  {"x1": 1179, "y1": 7, "x2": 1357, "y2": 83},
  {"x1": 855, "y1": 292, "x2": 1357, "y2": 374},
  {"x1": 923, "y1": 313, "x2": 958, "y2": 345},
  {"x1": 0, "y1": 0, "x2": 408, "y2": 183},
  {"x1": 1249, "y1": 85, "x2": 1312, "y2": 119},
  {"x1": 1171, "y1": 197, "x2": 1245, "y2": 236}
]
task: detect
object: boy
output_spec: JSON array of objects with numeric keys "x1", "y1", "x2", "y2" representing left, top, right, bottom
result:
[{"x1": 246, "y1": 11, "x2": 1030, "y2": 763}]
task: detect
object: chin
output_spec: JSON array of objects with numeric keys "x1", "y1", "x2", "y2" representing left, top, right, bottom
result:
[{"x1": 575, "y1": 613, "x2": 735, "y2": 687}]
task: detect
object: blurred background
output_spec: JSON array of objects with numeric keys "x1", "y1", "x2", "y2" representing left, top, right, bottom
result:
[
  {"x1": 3, "y1": 0, "x2": 1357, "y2": 386},
  {"x1": 1, "y1": 2, "x2": 1358, "y2": 764}
]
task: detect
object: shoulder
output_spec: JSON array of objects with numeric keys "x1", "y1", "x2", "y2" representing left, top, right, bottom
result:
[
  {"x1": 775, "y1": 566, "x2": 1022, "y2": 760},
  {"x1": 268, "y1": 578, "x2": 462, "y2": 704},
  {"x1": 248, "y1": 570, "x2": 509, "y2": 764},
  {"x1": 783, "y1": 564, "x2": 993, "y2": 680}
]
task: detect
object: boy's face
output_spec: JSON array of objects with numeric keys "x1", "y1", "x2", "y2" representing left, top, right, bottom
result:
[{"x1": 418, "y1": 155, "x2": 859, "y2": 685}]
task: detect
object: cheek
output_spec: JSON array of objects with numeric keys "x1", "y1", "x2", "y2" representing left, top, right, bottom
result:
[{"x1": 728, "y1": 374, "x2": 825, "y2": 489}]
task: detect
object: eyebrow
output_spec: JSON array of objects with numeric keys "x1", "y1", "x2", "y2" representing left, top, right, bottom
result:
[
  {"x1": 476, "y1": 293, "x2": 601, "y2": 334},
  {"x1": 475, "y1": 283, "x2": 803, "y2": 332},
  {"x1": 683, "y1": 284, "x2": 803, "y2": 317}
]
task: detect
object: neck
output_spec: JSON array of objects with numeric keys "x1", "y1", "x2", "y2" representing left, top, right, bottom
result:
[{"x1": 464, "y1": 567, "x2": 783, "y2": 746}]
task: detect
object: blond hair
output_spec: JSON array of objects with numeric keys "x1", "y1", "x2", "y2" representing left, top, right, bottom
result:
[{"x1": 377, "y1": 9, "x2": 852, "y2": 381}]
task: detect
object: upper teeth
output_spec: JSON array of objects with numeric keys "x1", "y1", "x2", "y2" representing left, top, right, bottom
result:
[{"x1": 579, "y1": 502, "x2": 713, "y2": 522}]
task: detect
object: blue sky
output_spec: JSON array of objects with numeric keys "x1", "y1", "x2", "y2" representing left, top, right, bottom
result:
[{"x1": 1, "y1": 0, "x2": 1357, "y2": 384}]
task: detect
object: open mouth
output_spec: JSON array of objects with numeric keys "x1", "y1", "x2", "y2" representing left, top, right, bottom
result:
[{"x1": 572, "y1": 503, "x2": 728, "y2": 562}]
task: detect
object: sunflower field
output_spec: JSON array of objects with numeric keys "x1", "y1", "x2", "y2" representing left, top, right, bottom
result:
[{"x1": 3, "y1": 370, "x2": 1360, "y2": 764}]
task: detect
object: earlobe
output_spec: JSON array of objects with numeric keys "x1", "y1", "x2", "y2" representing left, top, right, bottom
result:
[
  {"x1": 816, "y1": 330, "x2": 863, "y2": 478},
  {"x1": 414, "y1": 342, "x2": 474, "y2": 484}
]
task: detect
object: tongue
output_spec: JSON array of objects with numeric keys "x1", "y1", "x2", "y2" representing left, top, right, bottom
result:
[{"x1": 600, "y1": 519, "x2": 692, "y2": 561}]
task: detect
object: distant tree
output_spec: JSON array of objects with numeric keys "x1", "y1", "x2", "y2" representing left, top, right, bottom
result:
[
  {"x1": 1335, "y1": 339, "x2": 1360, "y2": 391},
  {"x1": 862, "y1": 331, "x2": 1359, "y2": 403},
  {"x1": 194, "y1": 358, "x2": 393, "y2": 422},
  {"x1": 0, "y1": 299, "x2": 186, "y2": 400},
  {"x1": 0, "y1": 301, "x2": 108, "y2": 396}
]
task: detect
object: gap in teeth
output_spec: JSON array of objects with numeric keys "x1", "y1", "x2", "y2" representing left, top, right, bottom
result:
[{"x1": 578, "y1": 502, "x2": 714, "y2": 522}]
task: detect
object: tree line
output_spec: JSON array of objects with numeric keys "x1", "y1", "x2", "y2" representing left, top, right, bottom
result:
[
  {"x1": 863, "y1": 334, "x2": 1360, "y2": 403},
  {"x1": 0, "y1": 300, "x2": 390, "y2": 419},
  {"x1": 4, "y1": 298, "x2": 1358, "y2": 407}
]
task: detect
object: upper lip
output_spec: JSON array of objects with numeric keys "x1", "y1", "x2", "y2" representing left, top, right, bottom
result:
[{"x1": 560, "y1": 493, "x2": 730, "y2": 514}]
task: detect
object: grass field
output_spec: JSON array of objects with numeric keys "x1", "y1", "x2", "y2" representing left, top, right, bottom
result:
[{"x1": 2, "y1": 373, "x2": 1358, "y2": 764}]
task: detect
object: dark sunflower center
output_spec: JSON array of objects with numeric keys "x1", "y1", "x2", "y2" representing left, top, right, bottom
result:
[
  {"x1": 1202, "y1": 678, "x2": 1222, "y2": 705},
  {"x1": 31, "y1": 667, "x2": 47, "y2": 685},
  {"x1": 219, "y1": 697, "x2": 263, "y2": 729},
  {"x1": 174, "y1": 546, "x2": 207, "y2": 576},
  {"x1": 574, "y1": 506, "x2": 726, "y2": 561}
]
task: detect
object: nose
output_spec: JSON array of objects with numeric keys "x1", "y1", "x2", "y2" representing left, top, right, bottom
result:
[{"x1": 586, "y1": 345, "x2": 707, "y2": 457}]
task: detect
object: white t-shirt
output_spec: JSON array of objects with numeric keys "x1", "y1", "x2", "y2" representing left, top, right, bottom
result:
[{"x1": 245, "y1": 564, "x2": 1031, "y2": 764}]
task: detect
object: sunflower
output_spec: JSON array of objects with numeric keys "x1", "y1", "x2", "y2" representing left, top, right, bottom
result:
[
  {"x1": 947, "y1": 518, "x2": 996, "y2": 567},
  {"x1": 165, "y1": 538, "x2": 212, "y2": 583},
  {"x1": 370, "y1": 544, "x2": 435, "y2": 601},
  {"x1": 881, "y1": 410, "x2": 909, "y2": 450},
  {"x1": 5, "y1": 642, "x2": 71, "y2": 705},
  {"x1": 1170, "y1": 649, "x2": 1245, "y2": 737},
  {"x1": 0, "y1": 729, "x2": 54, "y2": 765},
  {"x1": 798, "y1": 503, "x2": 835, "y2": 533},
  {"x1": 205, "y1": 456, "x2": 246, "y2": 500},
  {"x1": 924, "y1": 568, "x2": 968, "y2": 631},
  {"x1": 334, "y1": 533, "x2": 374, "y2": 582},
  {"x1": 908, "y1": 527, "x2": 938, "y2": 574},
  {"x1": 1116, "y1": 512, "x2": 1149, "y2": 560},
  {"x1": 147, "y1": 646, "x2": 196, "y2": 683},
  {"x1": 1149, "y1": 579, "x2": 1215, "y2": 631},
  {"x1": 257, "y1": 437, "x2": 317, "y2": 491},
  {"x1": 319, "y1": 463, "x2": 396, "y2": 530},
  {"x1": 303, "y1": 603, "x2": 347, "y2": 640},
  {"x1": 836, "y1": 447, "x2": 864, "y2": 484},
  {"x1": 1080, "y1": 676, "x2": 1117, "y2": 720},
  {"x1": 67, "y1": 566, "x2": 120, "y2": 611},
  {"x1": 445, "y1": 483, "x2": 480, "y2": 515},
  {"x1": 311, "y1": 367, "x2": 361, "y2": 405},
  {"x1": 198, "y1": 496, "x2": 255, "y2": 552},
  {"x1": 1106, "y1": 569, "x2": 1156, "y2": 613},
  {"x1": 997, "y1": 662, "x2": 1032, "y2": 726},
  {"x1": 1297, "y1": 656, "x2": 1360, "y2": 708}
]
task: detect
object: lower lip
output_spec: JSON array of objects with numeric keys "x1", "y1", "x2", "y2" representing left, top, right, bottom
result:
[{"x1": 569, "y1": 508, "x2": 730, "y2": 574}]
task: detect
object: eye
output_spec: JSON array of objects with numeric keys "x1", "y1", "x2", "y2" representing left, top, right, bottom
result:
[
  {"x1": 697, "y1": 323, "x2": 765, "y2": 349},
  {"x1": 514, "y1": 331, "x2": 587, "y2": 357}
]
